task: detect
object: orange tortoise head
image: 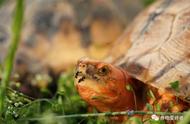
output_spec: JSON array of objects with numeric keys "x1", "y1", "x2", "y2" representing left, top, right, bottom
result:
[{"x1": 74, "y1": 58, "x2": 141, "y2": 112}]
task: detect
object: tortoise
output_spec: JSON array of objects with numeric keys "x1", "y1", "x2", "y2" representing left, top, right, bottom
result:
[{"x1": 74, "y1": 0, "x2": 190, "y2": 118}]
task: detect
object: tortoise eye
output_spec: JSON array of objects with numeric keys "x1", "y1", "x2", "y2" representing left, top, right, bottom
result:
[{"x1": 98, "y1": 66, "x2": 109, "y2": 76}]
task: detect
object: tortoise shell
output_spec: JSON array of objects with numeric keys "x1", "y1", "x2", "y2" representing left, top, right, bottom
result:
[{"x1": 110, "y1": 0, "x2": 190, "y2": 103}]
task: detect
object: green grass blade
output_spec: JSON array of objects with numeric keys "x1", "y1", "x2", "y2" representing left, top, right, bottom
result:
[
  {"x1": 0, "y1": 0, "x2": 24, "y2": 115},
  {"x1": 177, "y1": 110, "x2": 190, "y2": 124}
]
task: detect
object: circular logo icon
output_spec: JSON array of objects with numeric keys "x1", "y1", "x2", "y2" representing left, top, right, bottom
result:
[{"x1": 151, "y1": 114, "x2": 159, "y2": 121}]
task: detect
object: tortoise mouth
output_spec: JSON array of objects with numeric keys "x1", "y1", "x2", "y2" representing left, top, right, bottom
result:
[
  {"x1": 75, "y1": 70, "x2": 101, "y2": 84},
  {"x1": 75, "y1": 71, "x2": 86, "y2": 83}
]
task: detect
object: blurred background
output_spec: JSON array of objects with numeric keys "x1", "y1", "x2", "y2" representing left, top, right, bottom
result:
[{"x1": 0, "y1": 0, "x2": 155, "y2": 123}]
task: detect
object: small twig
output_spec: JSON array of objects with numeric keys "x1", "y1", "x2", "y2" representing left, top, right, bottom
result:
[
  {"x1": 132, "y1": 88, "x2": 137, "y2": 110},
  {"x1": 19, "y1": 110, "x2": 185, "y2": 121}
]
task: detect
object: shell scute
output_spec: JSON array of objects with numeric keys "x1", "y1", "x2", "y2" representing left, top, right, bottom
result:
[{"x1": 116, "y1": 0, "x2": 190, "y2": 102}]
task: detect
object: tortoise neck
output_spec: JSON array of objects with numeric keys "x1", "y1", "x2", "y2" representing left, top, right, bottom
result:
[{"x1": 120, "y1": 68, "x2": 146, "y2": 110}]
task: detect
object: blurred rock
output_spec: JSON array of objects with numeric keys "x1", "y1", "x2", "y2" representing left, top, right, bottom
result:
[
  {"x1": 86, "y1": 2, "x2": 125, "y2": 59},
  {"x1": 20, "y1": 0, "x2": 87, "y2": 73}
]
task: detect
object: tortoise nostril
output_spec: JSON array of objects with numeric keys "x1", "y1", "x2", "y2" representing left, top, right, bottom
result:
[{"x1": 79, "y1": 63, "x2": 86, "y2": 68}]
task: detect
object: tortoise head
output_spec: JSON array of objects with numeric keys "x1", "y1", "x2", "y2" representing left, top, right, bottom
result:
[{"x1": 75, "y1": 58, "x2": 136, "y2": 112}]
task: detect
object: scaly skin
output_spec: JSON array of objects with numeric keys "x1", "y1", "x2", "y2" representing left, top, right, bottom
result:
[{"x1": 75, "y1": 58, "x2": 145, "y2": 112}]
